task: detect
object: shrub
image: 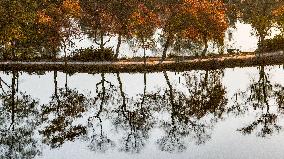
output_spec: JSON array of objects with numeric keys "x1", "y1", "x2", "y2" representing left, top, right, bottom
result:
[
  {"x1": 258, "y1": 35, "x2": 284, "y2": 52},
  {"x1": 71, "y1": 47, "x2": 115, "y2": 61}
]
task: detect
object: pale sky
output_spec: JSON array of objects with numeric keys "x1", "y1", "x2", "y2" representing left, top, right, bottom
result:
[{"x1": 64, "y1": 21, "x2": 281, "y2": 57}]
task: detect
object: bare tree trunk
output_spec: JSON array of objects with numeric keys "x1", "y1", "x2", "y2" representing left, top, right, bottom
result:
[
  {"x1": 259, "y1": 34, "x2": 265, "y2": 55},
  {"x1": 141, "y1": 72, "x2": 147, "y2": 107},
  {"x1": 219, "y1": 45, "x2": 224, "y2": 55},
  {"x1": 115, "y1": 34, "x2": 122, "y2": 59},
  {"x1": 63, "y1": 41, "x2": 67, "y2": 66},
  {"x1": 161, "y1": 36, "x2": 171, "y2": 62},
  {"x1": 11, "y1": 41, "x2": 16, "y2": 60},
  {"x1": 100, "y1": 32, "x2": 104, "y2": 50},
  {"x1": 52, "y1": 49, "x2": 57, "y2": 61},
  {"x1": 11, "y1": 71, "x2": 16, "y2": 127},
  {"x1": 163, "y1": 71, "x2": 174, "y2": 107},
  {"x1": 117, "y1": 73, "x2": 126, "y2": 108},
  {"x1": 96, "y1": 73, "x2": 106, "y2": 117},
  {"x1": 202, "y1": 40, "x2": 208, "y2": 56},
  {"x1": 142, "y1": 39, "x2": 146, "y2": 65},
  {"x1": 54, "y1": 71, "x2": 58, "y2": 97},
  {"x1": 65, "y1": 73, "x2": 68, "y2": 92}
]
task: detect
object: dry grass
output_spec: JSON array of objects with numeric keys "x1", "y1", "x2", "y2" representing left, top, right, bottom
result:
[{"x1": 0, "y1": 52, "x2": 283, "y2": 73}]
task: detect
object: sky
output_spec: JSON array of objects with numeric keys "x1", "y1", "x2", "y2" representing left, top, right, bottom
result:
[{"x1": 62, "y1": 21, "x2": 281, "y2": 58}]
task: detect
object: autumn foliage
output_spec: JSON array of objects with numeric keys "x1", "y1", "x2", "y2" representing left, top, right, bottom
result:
[
  {"x1": 181, "y1": 0, "x2": 228, "y2": 45},
  {"x1": 0, "y1": 0, "x2": 242, "y2": 60}
]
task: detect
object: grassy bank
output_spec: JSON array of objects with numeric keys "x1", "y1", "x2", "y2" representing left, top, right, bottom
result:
[{"x1": 0, "y1": 52, "x2": 283, "y2": 73}]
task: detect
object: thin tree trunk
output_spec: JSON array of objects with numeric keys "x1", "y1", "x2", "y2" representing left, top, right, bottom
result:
[
  {"x1": 96, "y1": 73, "x2": 106, "y2": 117},
  {"x1": 143, "y1": 39, "x2": 146, "y2": 65},
  {"x1": 202, "y1": 40, "x2": 208, "y2": 56},
  {"x1": 11, "y1": 41, "x2": 16, "y2": 60},
  {"x1": 65, "y1": 73, "x2": 68, "y2": 92},
  {"x1": 54, "y1": 71, "x2": 58, "y2": 97},
  {"x1": 163, "y1": 71, "x2": 175, "y2": 107},
  {"x1": 141, "y1": 72, "x2": 147, "y2": 107},
  {"x1": 259, "y1": 34, "x2": 265, "y2": 55},
  {"x1": 117, "y1": 73, "x2": 126, "y2": 108},
  {"x1": 53, "y1": 49, "x2": 57, "y2": 61},
  {"x1": 12, "y1": 48, "x2": 15, "y2": 61},
  {"x1": 115, "y1": 34, "x2": 122, "y2": 59},
  {"x1": 161, "y1": 36, "x2": 171, "y2": 62},
  {"x1": 11, "y1": 71, "x2": 16, "y2": 127},
  {"x1": 219, "y1": 45, "x2": 224, "y2": 55},
  {"x1": 63, "y1": 41, "x2": 67, "y2": 66},
  {"x1": 100, "y1": 32, "x2": 104, "y2": 50}
]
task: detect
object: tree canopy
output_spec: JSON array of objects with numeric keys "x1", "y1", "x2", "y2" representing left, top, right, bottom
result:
[{"x1": 1, "y1": 0, "x2": 284, "y2": 60}]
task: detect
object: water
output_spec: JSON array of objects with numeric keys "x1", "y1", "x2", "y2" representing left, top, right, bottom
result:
[{"x1": 1, "y1": 65, "x2": 284, "y2": 159}]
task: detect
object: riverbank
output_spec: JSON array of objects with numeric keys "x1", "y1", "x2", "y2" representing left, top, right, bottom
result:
[{"x1": 0, "y1": 52, "x2": 283, "y2": 73}]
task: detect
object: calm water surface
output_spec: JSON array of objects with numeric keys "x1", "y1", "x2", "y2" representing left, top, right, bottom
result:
[{"x1": 1, "y1": 65, "x2": 284, "y2": 159}]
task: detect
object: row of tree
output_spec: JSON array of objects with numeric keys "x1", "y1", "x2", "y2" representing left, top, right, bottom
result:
[{"x1": 1, "y1": 0, "x2": 284, "y2": 60}]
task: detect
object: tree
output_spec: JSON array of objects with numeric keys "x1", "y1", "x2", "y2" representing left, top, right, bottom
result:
[
  {"x1": 37, "y1": 0, "x2": 82, "y2": 60},
  {"x1": 127, "y1": 3, "x2": 160, "y2": 62},
  {"x1": 183, "y1": 0, "x2": 228, "y2": 56},
  {"x1": 238, "y1": 0, "x2": 282, "y2": 53},
  {"x1": 158, "y1": 0, "x2": 228, "y2": 60},
  {"x1": 105, "y1": 0, "x2": 138, "y2": 58},
  {"x1": 273, "y1": 4, "x2": 284, "y2": 34},
  {"x1": 79, "y1": 0, "x2": 115, "y2": 50},
  {"x1": 0, "y1": 0, "x2": 81, "y2": 60},
  {"x1": 0, "y1": 0, "x2": 40, "y2": 59}
]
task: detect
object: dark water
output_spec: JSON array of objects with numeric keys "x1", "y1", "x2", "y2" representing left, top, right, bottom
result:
[{"x1": 1, "y1": 65, "x2": 284, "y2": 159}]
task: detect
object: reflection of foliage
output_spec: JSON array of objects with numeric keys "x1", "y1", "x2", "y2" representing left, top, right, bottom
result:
[
  {"x1": 0, "y1": 72, "x2": 41, "y2": 159},
  {"x1": 113, "y1": 73, "x2": 154, "y2": 153},
  {"x1": 232, "y1": 66, "x2": 282, "y2": 137},
  {"x1": 275, "y1": 84, "x2": 284, "y2": 111},
  {"x1": 238, "y1": 113, "x2": 281, "y2": 137},
  {"x1": 0, "y1": 70, "x2": 229, "y2": 155},
  {"x1": 184, "y1": 70, "x2": 227, "y2": 119},
  {"x1": 40, "y1": 87, "x2": 90, "y2": 148},
  {"x1": 88, "y1": 116, "x2": 115, "y2": 153},
  {"x1": 86, "y1": 73, "x2": 117, "y2": 153},
  {"x1": 88, "y1": 133, "x2": 115, "y2": 153},
  {"x1": 148, "y1": 70, "x2": 227, "y2": 152},
  {"x1": 228, "y1": 92, "x2": 249, "y2": 116},
  {"x1": 115, "y1": 102, "x2": 154, "y2": 153}
]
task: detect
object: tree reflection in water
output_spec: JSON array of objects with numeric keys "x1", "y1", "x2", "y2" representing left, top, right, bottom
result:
[
  {"x1": 4, "y1": 66, "x2": 284, "y2": 159},
  {"x1": 87, "y1": 73, "x2": 116, "y2": 153},
  {"x1": 114, "y1": 72, "x2": 155, "y2": 153},
  {"x1": 40, "y1": 72, "x2": 91, "y2": 148},
  {"x1": 145, "y1": 70, "x2": 227, "y2": 152},
  {"x1": 232, "y1": 66, "x2": 282, "y2": 137},
  {"x1": 0, "y1": 71, "x2": 41, "y2": 159}
]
